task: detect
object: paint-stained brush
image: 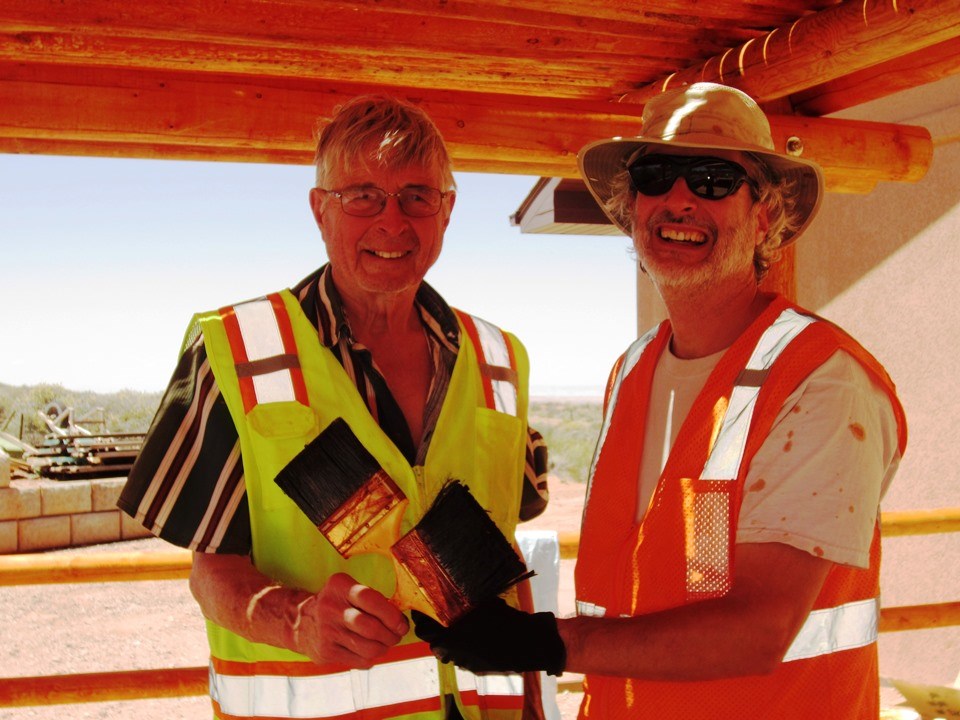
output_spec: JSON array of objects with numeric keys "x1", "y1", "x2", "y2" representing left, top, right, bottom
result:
[
  {"x1": 273, "y1": 417, "x2": 408, "y2": 559},
  {"x1": 392, "y1": 480, "x2": 534, "y2": 625},
  {"x1": 274, "y1": 417, "x2": 533, "y2": 625}
]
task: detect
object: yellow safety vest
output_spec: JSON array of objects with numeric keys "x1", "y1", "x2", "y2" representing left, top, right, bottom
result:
[{"x1": 195, "y1": 289, "x2": 530, "y2": 720}]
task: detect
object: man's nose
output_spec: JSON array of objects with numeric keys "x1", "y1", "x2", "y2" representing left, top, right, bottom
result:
[
  {"x1": 661, "y1": 176, "x2": 700, "y2": 213},
  {"x1": 374, "y1": 194, "x2": 410, "y2": 229}
]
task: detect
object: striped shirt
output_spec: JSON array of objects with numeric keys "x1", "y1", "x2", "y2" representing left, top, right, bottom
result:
[{"x1": 118, "y1": 264, "x2": 549, "y2": 554}]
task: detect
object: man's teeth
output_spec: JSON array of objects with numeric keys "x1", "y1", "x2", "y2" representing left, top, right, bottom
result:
[
  {"x1": 660, "y1": 228, "x2": 706, "y2": 243},
  {"x1": 372, "y1": 250, "x2": 406, "y2": 259}
]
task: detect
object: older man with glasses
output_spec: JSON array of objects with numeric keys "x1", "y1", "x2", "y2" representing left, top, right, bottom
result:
[
  {"x1": 413, "y1": 82, "x2": 907, "y2": 720},
  {"x1": 119, "y1": 95, "x2": 550, "y2": 720}
]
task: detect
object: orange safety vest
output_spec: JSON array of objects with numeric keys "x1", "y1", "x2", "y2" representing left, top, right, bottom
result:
[
  {"x1": 197, "y1": 290, "x2": 534, "y2": 720},
  {"x1": 575, "y1": 295, "x2": 907, "y2": 719}
]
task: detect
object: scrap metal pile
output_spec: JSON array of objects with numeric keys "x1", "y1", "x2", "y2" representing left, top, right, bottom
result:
[{"x1": 0, "y1": 402, "x2": 143, "y2": 481}]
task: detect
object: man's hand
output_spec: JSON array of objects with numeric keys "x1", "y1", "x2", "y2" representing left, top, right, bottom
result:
[
  {"x1": 294, "y1": 572, "x2": 410, "y2": 668},
  {"x1": 190, "y1": 554, "x2": 409, "y2": 670},
  {"x1": 412, "y1": 598, "x2": 566, "y2": 676}
]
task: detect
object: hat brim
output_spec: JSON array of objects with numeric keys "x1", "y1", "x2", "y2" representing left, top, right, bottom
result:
[{"x1": 577, "y1": 136, "x2": 824, "y2": 246}]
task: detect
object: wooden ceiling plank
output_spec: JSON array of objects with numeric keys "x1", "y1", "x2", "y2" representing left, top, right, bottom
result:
[
  {"x1": 0, "y1": 29, "x2": 699, "y2": 77},
  {"x1": 402, "y1": 0, "x2": 829, "y2": 29},
  {"x1": 791, "y1": 36, "x2": 960, "y2": 115},
  {"x1": 0, "y1": 1, "x2": 748, "y2": 63},
  {"x1": 0, "y1": 0, "x2": 819, "y2": 40},
  {"x1": 0, "y1": 64, "x2": 932, "y2": 189},
  {"x1": 619, "y1": 0, "x2": 960, "y2": 106}
]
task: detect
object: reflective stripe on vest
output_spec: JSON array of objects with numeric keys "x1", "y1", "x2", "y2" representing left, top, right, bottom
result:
[
  {"x1": 455, "y1": 667, "x2": 525, "y2": 709},
  {"x1": 208, "y1": 647, "x2": 524, "y2": 719},
  {"x1": 700, "y1": 308, "x2": 816, "y2": 481},
  {"x1": 576, "y1": 600, "x2": 608, "y2": 618},
  {"x1": 782, "y1": 597, "x2": 879, "y2": 663},
  {"x1": 686, "y1": 308, "x2": 815, "y2": 595},
  {"x1": 456, "y1": 311, "x2": 519, "y2": 416},
  {"x1": 218, "y1": 293, "x2": 309, "y2": 413},
  {"x1": 586, "y1": 325, "x2": 660, "y2": 496},
  {"x1": 574, "y1": 594, "x2": 882, "y2": 658}
]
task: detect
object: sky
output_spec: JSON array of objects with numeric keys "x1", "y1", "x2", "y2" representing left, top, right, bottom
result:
[{"x1": 1, "y1": 154, "x2": 639, "y2": 397}]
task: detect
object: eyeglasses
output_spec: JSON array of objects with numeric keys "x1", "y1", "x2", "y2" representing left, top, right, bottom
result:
[
  {"x1": 628, "y1": 155, "x2": 758, "y2": 200},
  {"x1": 321, "y1": 185, "x2": 450, "y2": 218}
]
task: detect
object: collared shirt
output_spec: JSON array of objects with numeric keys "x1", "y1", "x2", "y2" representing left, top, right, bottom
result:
[{"x1": 118, "y1": 264, "x2": 549, "y2": 553}]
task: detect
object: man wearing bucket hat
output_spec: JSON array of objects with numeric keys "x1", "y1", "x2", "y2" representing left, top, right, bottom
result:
[{"x1": 413, "y1": 83, "x2": 907, "y2": 718}]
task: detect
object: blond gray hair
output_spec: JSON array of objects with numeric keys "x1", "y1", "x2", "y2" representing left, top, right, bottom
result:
[{"x1": 314, "y1": 95, "x2": 456, "y2": 191}]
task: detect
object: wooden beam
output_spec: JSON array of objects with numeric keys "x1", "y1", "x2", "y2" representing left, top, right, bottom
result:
[
  {"x1": 620, "y1": 0, "x2": 960, "y2": 108},
  {"x1": 0, "y1": 64, "x2": 932, "y2": 190},
  {"x1": 792, "y1": 35, "x2": 960, "y2": 116}
]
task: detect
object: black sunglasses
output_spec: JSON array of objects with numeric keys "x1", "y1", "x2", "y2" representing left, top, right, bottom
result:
[{"x1": 628, "y1": 154, "x2": 758, "y2": 200}]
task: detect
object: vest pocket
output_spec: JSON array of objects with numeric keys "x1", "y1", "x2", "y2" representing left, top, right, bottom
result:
[
  {"x1": 245, "y1": 401, "x2": 319, "y2": 510},
  {"x1": 473, "y1": 408, "x2": 523, "y2": 529}
]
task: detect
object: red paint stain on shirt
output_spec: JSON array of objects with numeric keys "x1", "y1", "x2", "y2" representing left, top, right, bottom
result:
[
  {"x1": 813, "y1": 546, "x2": 825, "y2": 557},
  {"x1": 849, "y1": 505, "x2": 855, "y2": 513},
  {"x1": 783, "y1": 440, "x2": 793, "y2": 452},
  {"x1": 849, "y1": 423, "x2": 866, "y2": 441},
  {"x1": 791, "y1": 404, "x2": 802, "y2": 414},
  {"x1": 749, "y1": 478, "x2": 767, "y2": 492}
]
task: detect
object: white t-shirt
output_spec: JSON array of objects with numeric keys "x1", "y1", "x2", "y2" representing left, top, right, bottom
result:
[{"x1": 637, "y1": 346, "x2": 901, "y2": 568}]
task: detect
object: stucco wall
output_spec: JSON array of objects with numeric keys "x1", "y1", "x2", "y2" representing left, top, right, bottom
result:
[{"x1": 798, "y1": 73, "x2": 960, "y2": 689}]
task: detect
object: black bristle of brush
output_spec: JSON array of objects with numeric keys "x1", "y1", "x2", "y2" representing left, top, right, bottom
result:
[
  {"x1": 273, "y1": 417, "x2": 383, "y2": 525},
  {"x1": 415, "y1": 481, "x2": 533, "y2": 606}
]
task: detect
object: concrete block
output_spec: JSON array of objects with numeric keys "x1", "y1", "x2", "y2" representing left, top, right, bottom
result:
[
  {"x1": 0, "y1": 483, "x2": 41, "y2": 520},
  {"x1": 0, "y1": 520, "x2": 17, "y2": 553},
  {"x1": 19, "y1": 515, "x2": 71, "y2": 552},
  {"x1": 121, "y1": 512, "x2": 155, "y2": 540},
  {"x1": 72, "y1": 511, "x2": 121, "y2": 547},
  {"x1": 91, "y1": 478, "x2": 126, "y2": 511},
  {"x1": 0, "y1": 452, "x2": 9, "y2": 488},
  {"x1": 39, "y1": 478, "x2": 92, "y2": 516},
  {"x1": 0, "y1": 487, "x2": 18, "y2": 521}
]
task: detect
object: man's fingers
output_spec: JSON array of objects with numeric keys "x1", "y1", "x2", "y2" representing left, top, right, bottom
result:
[{"x1": 347, "y1": 582, "x2": 410, "y2": 637}]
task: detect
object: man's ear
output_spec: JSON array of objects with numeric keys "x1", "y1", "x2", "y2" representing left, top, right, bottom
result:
[
  {"x1": 442, "y1": 191, "x2": 457, "y2": 231},
  {"x1": 309, "y1": 188, "x2": 326, "y2": 230},
  {"x1": 755, "y1": 201, "x2": 771, "y2": 246}
]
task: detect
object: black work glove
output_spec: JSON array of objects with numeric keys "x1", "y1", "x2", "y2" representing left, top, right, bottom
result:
[{"x1": 411, "y1": 597, "x2": 566, "y2": 676}]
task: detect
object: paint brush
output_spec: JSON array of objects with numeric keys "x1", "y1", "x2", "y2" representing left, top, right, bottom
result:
[
  {"x1": 392, "y1": 479, "x2": 534, "y2": 625},
  {"x1": 273, "y1": 417, "x2": 408, "y2": 559},
  {"x1": 273, "y1": 418, "x2": 533, "y2": 624}
]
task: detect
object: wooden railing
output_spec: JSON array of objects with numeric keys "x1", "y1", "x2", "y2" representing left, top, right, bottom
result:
[{"x1": 2, "y1": 507, "x2": 959, "y2": 708}]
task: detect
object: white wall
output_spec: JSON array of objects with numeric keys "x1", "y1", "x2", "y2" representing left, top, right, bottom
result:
[{"x1": 798, "y1": 73, "x2": 960, "y2": 689}]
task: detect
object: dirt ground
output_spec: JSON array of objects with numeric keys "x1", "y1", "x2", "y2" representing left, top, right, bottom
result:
[{"x1": 0, "y1": 478, "x2": 588, "y2": 720}]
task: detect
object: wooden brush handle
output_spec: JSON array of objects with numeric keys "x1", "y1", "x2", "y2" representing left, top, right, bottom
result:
[
  {"x1": 390, "y1": 560, "x2": 442, "y2": 622},
  {"x1": 322, "y1": 487, "x2": 408, "y2": 558}
]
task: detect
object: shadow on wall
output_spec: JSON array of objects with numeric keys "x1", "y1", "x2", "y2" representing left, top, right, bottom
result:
[{"x1": 797, "y1": 74, "x2": 960, "y2": 308}]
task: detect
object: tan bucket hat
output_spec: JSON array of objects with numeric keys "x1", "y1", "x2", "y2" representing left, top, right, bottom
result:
[{"x1": 578, "y1": 82, "x2": 824, "y2": 245}]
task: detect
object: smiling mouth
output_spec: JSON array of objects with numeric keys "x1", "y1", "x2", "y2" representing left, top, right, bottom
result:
[
  {"x1": 659, "y1": 227, "x2": 708, "y2": 245},
  {"x1": 368, "y1": 249, "x2": 409, "y2": 259}
]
